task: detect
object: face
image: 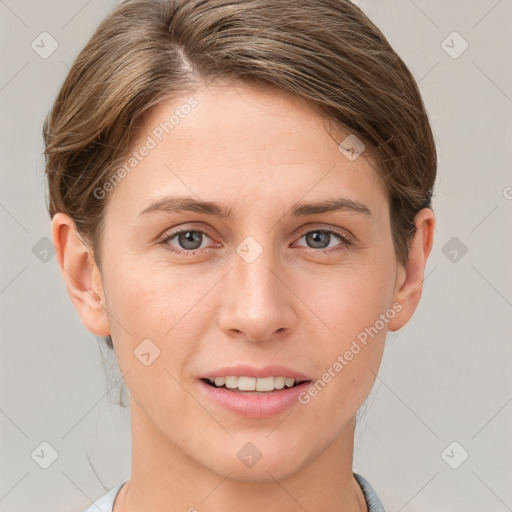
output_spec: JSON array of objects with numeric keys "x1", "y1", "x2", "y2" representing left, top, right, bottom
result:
[{"x1": 90, "y1": 81, "x2": 405, "y2": 480}]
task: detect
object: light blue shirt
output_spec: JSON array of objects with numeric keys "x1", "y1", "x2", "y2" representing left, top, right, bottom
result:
[
  {"x1": 83, "y1": 482, "x2": 125, "y2": 512},
  {"x1": 84, "y1": 473, "x2": 385, "y2": 511},
  {"x1": 354, "y1": 472, "x2": 386, "y2": 512}
]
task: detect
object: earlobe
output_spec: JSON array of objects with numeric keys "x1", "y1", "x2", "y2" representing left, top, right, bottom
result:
[
  {"x1": 388, "y1": 208, "x2": 436, "y2": 332},
  {"x1": 51, "y1": 213, "x2": 110, "y2": 337}
]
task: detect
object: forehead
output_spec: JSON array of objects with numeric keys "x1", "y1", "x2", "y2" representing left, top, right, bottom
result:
[{"x1": 105, "y1": 81, "x2": 388, "y2": 219}]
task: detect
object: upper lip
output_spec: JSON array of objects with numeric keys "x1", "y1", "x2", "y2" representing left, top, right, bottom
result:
[{"x1": 201, "y1": 364, "x2": 311, "y2": 381}]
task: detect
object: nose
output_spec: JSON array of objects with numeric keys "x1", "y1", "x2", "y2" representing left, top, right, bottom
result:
[{"x1": 217, "y1": 242, "x2": 297, "y2": 343}]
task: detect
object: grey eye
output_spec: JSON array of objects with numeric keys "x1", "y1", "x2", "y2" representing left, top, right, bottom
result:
[
  {"x1": 305, "y1": 231, "x2": 332, "y2": 249},
  {"x1": 175, "y1": 230, "x2": 204, "y2": 250}
]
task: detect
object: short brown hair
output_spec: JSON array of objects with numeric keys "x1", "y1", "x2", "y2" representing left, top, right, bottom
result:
[{"x1": 44, "y1": 0, "x2": 436, "y2": 269}]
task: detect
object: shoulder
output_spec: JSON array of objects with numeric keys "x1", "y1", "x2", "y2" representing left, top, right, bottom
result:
[
  {"x1": 81, "y1": 482, "x2": 126, "y2": 512},
  {"x1": 353, "y1": 472, "x2": 386, "y2": 512}
]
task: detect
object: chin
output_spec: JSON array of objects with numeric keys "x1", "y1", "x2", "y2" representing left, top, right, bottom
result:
[{"x1": 199, "y1": 439, "x2": 306, "y2": 482}]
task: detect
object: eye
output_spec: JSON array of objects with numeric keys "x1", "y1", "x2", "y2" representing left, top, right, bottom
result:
[
  {"x1": 159, "y1": 228, "x2": 217, "y2": 255},
  {"x1": 158, "y1": 226, "x2": 353, "y2": 256},
  {"x1": 294, "y1": 228, "x2": 352, "y2": 253}
]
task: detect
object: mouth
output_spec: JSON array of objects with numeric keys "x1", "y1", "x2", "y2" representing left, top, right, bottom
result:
[
  {"x1": 197, "y1": 365, "x2": 313, "y2": 417},
  {"x1": 200, "y1": 376, "x2": 311, "y2": 394},
  {"x1": 197, "y1": 376, "x2": 312, "y2": 418}
]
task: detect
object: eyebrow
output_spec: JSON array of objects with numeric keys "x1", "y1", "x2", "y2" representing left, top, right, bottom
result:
[{"x1": 137, "y1": 195, "x2": 372, "y2": 219}]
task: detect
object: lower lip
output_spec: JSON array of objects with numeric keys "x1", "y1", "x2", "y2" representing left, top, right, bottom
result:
[{"x1": 197, "y1": 379, "x2": 311, "y2": 419}]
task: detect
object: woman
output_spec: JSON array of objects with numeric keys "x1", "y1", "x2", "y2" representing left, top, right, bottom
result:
[{"x1": 44, "y1": 0, "x2": 436, "y2": 510}]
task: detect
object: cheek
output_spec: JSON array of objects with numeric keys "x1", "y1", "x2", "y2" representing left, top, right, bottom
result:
[
  {"x1": 103, "y1": 262, "x2": 207, "y2": 416},
  {"x1": 103, "y1": 258, "x2": 219, "y2": 384},
  {"x1": 312, "y1": 255, "x2": 396, "y2": 342},
  {"x1": 298, "y1": 252, "x2": 396, "y2": 407},
  {"x1": 104, "y1": 258, "x2": 200, "y2": 335}
]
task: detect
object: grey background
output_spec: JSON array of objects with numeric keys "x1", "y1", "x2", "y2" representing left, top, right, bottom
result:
[{"x1": 1, "y1": 0, "x2": 511, "y2": 510}]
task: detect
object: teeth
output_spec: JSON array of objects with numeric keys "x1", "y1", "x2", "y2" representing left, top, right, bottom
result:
[
  {"x1": 207, "y1": 376, "x2": 301, "y2": 392},
  {"x1": 274, "y1": 376, "x2": 286, "y2": 389}
]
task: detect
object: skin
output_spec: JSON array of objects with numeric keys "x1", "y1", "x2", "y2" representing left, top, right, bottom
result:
[{"x1": 52, "y1": 81, "x2": 435, "y2": 512}]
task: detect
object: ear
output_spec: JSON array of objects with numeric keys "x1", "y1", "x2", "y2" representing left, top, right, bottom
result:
[
  {"x1": 51, "y1": 212, "x2": 110, "y2": 337},
  {"x1": 388, "y1": 208, "x2": 436, "y2": 332}
]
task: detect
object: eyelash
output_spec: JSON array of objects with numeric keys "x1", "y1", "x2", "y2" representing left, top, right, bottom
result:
[{"x1": 158, "y1": 226, "x2": 353, "y2": 256}]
